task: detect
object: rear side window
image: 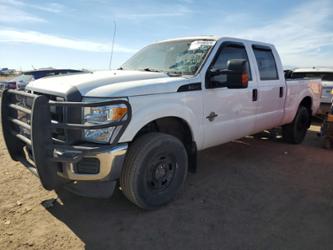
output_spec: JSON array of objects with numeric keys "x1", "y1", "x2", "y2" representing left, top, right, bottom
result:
[{"x1": 253, "y1": 46, "x2": 278, "y2": 80}]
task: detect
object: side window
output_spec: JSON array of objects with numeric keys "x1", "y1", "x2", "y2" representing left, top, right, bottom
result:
[
  {"x1": 253, "y1": 46, "x2": 279, "y2": 80},
  {"x1": 212, "y1": 44, "x2": 252, "y2": 81}
]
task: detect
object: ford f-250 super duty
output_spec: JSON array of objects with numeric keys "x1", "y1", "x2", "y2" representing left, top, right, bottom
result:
[{"x1": 1, "y1": 36, "x2": 321, "y2": 209}]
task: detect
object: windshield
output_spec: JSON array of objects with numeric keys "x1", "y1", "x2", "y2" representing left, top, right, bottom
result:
[
  {"x1": 291, "y1": 72, "x2": 333, "y2": 81},
  {"x1": 121, "y1": 39, "x2": 216, "y2": 75}
]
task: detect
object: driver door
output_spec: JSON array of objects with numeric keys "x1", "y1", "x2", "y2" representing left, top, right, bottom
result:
[{"x1": 203, "y1": 41, "x2": 258, "y2": 149}]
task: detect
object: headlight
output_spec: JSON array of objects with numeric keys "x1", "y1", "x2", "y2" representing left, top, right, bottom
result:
[{"x1": 82, "y1": 99, "x2": 128, "y2": 144}]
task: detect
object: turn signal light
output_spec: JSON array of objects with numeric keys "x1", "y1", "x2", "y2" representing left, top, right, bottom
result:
[
  {"x1": 241, "y1": 72, "x2": 249, "y2": 87},
  {"x1": 111, "y1": 107, "x2": 128, "y2": 121}
]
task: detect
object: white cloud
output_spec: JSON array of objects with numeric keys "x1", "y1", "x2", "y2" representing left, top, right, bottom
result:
[
  {"x1": 0, "y1": 0, "x2": 24, "y2": 6},
  {"x1": 114, "y1": 5, "x2": 193, "y2": 20},
  {"x1": 0, "y1": 0, "x2": 64, "y2": 24},
  {"x1": 179, "y1": 0, "x2": 193, "y2": 3},
  {"x1": 0, "y1": 29, "x2": 136, "y2": 53},
  {"x1": 231, "y1": 0, "x2": 333, "y2": 67},
  {"x1": 0, "y1": 0, "x2": 65, "y2": 13},
  {"x1": 29, "y1": 3, "x2": 64, "y2": 14},
  {"x1": 0, "y1": 4, "x2": 46, "y2": 23},
  {"x1": 117, "y1": 12, "x2": 186, "y2": 19}
]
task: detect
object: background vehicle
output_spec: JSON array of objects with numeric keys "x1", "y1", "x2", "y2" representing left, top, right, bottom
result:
[
  {"x1": 0, "y1": 68, "x2": 16, "y2": 76},
  {"x1": 290, "y1": 67, "x2": 333, "y2": 114},
  {"x1": 1, "y1": 36, "x2": 321, "y2": 209},
  {"x1": 0, "y1": 68, "x2": 84, "y2": 91}
]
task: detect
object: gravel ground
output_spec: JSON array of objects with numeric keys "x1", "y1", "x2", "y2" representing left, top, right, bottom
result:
[{"x1": 1, "y1": 124, "x2": 333, "y2": 250}]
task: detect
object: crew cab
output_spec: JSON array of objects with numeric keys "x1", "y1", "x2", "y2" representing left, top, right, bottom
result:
[
  {"x1": 0, "y1": 36, "x2": 321, "y2": 209},
  {"x1": 290, "y1": 67, "x2": 333, "y2": 114}
]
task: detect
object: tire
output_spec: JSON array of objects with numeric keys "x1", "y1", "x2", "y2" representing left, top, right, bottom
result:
[
  {"x1": 282, "y1": 106, "x2": 310, "y2": 144},
  {"x1": 120, "y1": 132, "x2": 188, "y2": 209}
]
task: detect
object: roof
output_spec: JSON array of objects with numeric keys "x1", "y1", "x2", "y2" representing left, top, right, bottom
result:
[
  {"x1": 156, "y1": 36, "x2": 274, "y2": 48},
  {"x1": 159, "y1": 35, "x2": 220, "y2": 43}
]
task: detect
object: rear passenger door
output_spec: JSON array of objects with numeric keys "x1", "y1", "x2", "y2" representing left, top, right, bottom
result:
[{"x1": 251, "y1": 45, "x2": 285, "y2": 132}]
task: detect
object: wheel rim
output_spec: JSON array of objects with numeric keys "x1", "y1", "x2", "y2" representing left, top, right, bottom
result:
[{"x1": 146, "y1": 154, "x2": 177, "y2": 192}]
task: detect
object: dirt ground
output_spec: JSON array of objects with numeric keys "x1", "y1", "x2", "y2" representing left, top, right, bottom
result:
[
  {"x1": 1, "y1": 124, "x2": 333, "y2": 250},
  {"x1": 0, "y1": 76, "x2": 14, "y2": 81}
]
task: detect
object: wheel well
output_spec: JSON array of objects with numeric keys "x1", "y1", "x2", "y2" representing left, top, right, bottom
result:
[
  {"x1": 134, "y1": 117, "x2": 197, "y2": 172},
  {"x1": 299, "y1": 96, "x2": 312, "y2": 128},
  {"x1": 300, "y1": 96, "x2": 312, "y2": 113}
]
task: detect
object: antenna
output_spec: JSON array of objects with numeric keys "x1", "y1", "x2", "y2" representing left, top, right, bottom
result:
[{"x1": 109, "y1": 20, "x2": 117, "y2": 70}]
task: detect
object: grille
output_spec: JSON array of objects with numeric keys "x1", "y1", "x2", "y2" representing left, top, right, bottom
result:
[
  {"x1": 15, "y1": 95, "x2": 33, "y2": 140},
  {"x1": 15, "y1": 92, "x2": 68, "y2": 144}
]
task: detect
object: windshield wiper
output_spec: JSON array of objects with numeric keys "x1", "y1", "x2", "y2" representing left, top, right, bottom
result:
[
  {"x1": 140, "y1": 68, "x2": 161, "y2": 73},
  {"x1": 166, "y1": 71, "x2": 183, "y2": 77},
  {"x1": 139, "y1": 68, "x2": 184, "y2": 76}
]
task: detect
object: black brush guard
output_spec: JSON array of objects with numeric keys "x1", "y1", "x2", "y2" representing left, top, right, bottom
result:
[{"x1": 0, "y1": 89, "x2": 131, "y2": 190}]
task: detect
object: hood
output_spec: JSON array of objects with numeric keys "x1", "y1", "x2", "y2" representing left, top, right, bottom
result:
[{"x1": 27, "y1": 70, "x2": 189, "y2": 97}]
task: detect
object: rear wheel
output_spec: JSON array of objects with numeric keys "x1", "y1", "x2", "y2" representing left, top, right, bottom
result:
[
  {"x1": 282, "y1": 106, "x2": 310, "y2": 144},
  {"x1": 120, "y1": 133, "x2": 188, "y2": 209}
]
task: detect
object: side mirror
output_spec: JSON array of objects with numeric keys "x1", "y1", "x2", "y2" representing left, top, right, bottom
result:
[{"x1": 208, "y1": 59, "x2": 249, "y2": 89}]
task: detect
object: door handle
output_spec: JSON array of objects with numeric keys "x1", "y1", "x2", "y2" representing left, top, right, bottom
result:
[
  {"x1": 252, "y1": 89, "x2": 258, "y2": 102},
  {"x1": 279, "y1": 87, "x2": 284, "y2": 98}
]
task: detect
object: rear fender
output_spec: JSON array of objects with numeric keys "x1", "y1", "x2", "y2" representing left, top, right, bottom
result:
[{"x1": 282, "y1": 87, "x2": 316, "y2": 125}]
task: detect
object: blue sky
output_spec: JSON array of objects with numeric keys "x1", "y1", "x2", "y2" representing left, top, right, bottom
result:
[{"x1": 0, "y1": 0, "x2": 333, "y2": 70}]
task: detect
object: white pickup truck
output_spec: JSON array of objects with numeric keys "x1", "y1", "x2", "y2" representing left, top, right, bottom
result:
[{"x1": 1, "y1": 36, "x2": 321, "y2": 209}]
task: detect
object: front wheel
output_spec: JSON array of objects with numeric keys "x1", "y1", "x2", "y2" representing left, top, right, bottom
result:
[
  {"x1": 282, "y1": 106, "x2": 310, "y2": 144},
  {"x1": 120, "y1": 133, "x2": 188, "y2": 209}
]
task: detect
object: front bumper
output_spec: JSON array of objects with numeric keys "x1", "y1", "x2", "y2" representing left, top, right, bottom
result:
[
  {"x1": 56, "y1": 143, "x2": 128, "y2": 181},
  {"x1": 0, "y1": 89, "x2": 131, "y2": 190}
]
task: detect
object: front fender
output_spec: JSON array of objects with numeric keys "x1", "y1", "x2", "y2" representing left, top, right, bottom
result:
[{"x1": 119, "y1": 92, "x2": 204, "y2": 149}]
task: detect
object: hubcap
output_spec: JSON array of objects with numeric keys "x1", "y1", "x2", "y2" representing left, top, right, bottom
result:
[
  {"x1": 155, "y1": 164, "x2": 167, "y2": 179},
  {"x1": 147, "y1": 155, "x2": 176, "y2": 192}
]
